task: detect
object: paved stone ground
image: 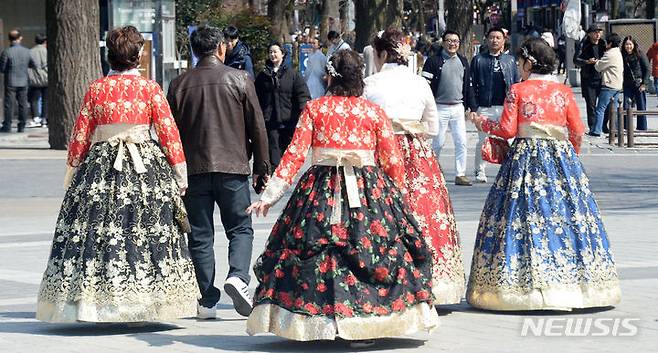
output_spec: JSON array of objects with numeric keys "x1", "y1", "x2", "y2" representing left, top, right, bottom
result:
[{"x1": 0, "y1": 86, "x2": 657, "y2": 352}]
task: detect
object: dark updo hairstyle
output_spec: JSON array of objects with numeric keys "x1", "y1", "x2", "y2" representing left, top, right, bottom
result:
[
  {"x1": 373, "y1": 27, "x2": 408, "y2": 65},
  {"x1": 106, "y1": 26, "x2": 144, "y2": 71},
  {"x1": 516, "y1": 37, "x2": 556, "y2": 75},
  {"x1": 326, "y1": 49, "x2": 364, "y2": 97}
]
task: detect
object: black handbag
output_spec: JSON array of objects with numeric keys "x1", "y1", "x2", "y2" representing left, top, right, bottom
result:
[{"x1": 626, "y1": 60, "x2": 644, "y2": 89}]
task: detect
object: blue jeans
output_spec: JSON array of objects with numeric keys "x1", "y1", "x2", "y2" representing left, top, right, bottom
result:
[
  {"x1": 592, "y1": 88, "x2": 621, "y2": 135},
  {"x1": 653, "y1": 76, "x2": 658, "y2": 95},
  {"x1": 623, "y1": 86, "x2": 647, "y2": 130},
  {"x1": 184, "y1": 172, "x2": 254, "y2": 307}
]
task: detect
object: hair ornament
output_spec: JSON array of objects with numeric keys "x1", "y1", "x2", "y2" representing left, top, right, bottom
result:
[
  {"x1": 326, "y1": 59, "x2": 342, "y2": 78},
  {"x1": 520, "y1": 46, "x2": 537, "y2": 64}
]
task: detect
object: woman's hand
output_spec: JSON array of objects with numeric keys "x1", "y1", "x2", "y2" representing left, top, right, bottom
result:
[
  {"x1": 469, "y1": 112, "x2": 485, "y2": 131},
  {"x1": 640, "y1": 84, "x2": 647, "y2": 92},
  {"x1": 179, "y1": 187, "x2": 187, "y2": 196},
  {"x1": 246, "y1": 200, "x2": 272, "y2": 217}
]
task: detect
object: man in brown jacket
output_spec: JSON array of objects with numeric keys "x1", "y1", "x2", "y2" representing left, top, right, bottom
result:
[{"x1": 167, "y1": 26, "x2": 269, "y2": 319}]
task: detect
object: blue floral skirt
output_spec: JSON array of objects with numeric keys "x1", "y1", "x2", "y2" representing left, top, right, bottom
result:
[{"x1": 466, "y1": 138, "x2": 621, "y2": 311}]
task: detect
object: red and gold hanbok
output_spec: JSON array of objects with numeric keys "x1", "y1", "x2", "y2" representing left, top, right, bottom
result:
[
  {"x1": 247, "y1": 96, "x2": 439, "y2": 341},
  {"x1": 36, "y1": 70, "x2": 199, "y2": 322},
  {"x1": 364, "y1": 63, "x2": 466, "y2": 304}
]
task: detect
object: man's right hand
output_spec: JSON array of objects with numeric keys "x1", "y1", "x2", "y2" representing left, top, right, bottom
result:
[{"x1": 253, "y1": 174, "x2": 269, "y2": 194}]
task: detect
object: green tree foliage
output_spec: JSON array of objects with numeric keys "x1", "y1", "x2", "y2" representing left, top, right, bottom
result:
[{"x1": 175, "y1": 0, "x2": 272, "y2": 70}]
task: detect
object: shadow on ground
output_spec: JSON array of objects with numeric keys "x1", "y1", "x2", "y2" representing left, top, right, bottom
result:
[
  {"x1": 132, "y1": 334, "x2": 425, "y2": 352},
  {"x1": 0, "y1": 318, "x2": 182, "y2": 336}
]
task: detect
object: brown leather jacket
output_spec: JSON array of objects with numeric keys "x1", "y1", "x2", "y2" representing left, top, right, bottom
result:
[{"x1": 167, "y1": 56, "x2": 269, "y2": 176}]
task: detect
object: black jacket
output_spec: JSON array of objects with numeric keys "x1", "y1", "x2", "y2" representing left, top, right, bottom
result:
[
  {"x1": 470, "y1": 51, "x2": 520, "y2": 109},
  {"x1": 622, "y1": 51, "x2": 651, "y2": 89},
  {"x1": 224, "y1": 40, "x2": 254, "y2": 79},
  {"x1": 575, "y1": 38, "x2": 607, "y2": 86},
  {"x1": 255, "y1": 61, "x2": 311, "y2": 130},
  {"x1": 421, "y1": 48, "x2": 476, "y2": 111}
]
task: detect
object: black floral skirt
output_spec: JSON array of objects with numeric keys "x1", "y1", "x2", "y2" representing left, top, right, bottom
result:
[
  {"x1": 247, "y1": 165, "x2": 440, "y2": 341},
  {"x1": 36, "y1": 140, "x2": 199, "y2": 322}
]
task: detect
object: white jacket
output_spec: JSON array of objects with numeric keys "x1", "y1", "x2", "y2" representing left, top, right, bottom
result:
[{"x1": 595, "y1": 47, "x2": 624, "y2": 90}]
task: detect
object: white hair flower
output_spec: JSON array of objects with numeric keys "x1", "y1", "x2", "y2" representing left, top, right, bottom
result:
[{"x1": 326, "y1": 59, "x2": 342, "y2": 78}]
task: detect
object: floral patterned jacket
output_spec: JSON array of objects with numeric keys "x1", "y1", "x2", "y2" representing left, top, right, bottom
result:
[
  {"x1": 480, "y1": 74, "x2": 585, "y2": 153},
  {"x1": 66, "y1": 71, "x2": 186, "y2": 185},
  {"x1": 261, "y1": 96, "x2": 405, "y2": 205}
]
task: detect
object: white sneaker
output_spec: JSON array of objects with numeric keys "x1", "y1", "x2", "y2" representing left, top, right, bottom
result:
[
  {"x1": 197, "y1": 303, "x2": 217, "y2": 319},
  {"x1": 26, "y1": 121, "x2": 41, "y2": 128},
  {"x1": 475, "y1": 171, "x2": 488, "y2": 183},
  {"x1": 224, "y1": 277, "x2": 253, "y2": 317}
]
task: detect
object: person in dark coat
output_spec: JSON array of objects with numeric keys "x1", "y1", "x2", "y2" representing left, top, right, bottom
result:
[
  {"x1": 0, "y1": 29, "x2": 32, "y2": 133},
  {"x1": 621, "y1": 36, "x2": 651, "y2": 130},
  {"x1": 223, "y1": 25, "x2": 254, "y2": 79},
  {"x1": 255, "y1": 42, "x2": 311, "y2": 169},
  {"x1": 574, "y1": 24, "x2": 607, "y2": 132}
]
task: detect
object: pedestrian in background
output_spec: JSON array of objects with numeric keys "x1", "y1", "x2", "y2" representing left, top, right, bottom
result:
[
  {"x1": 223, "y1": 25, "x2": 255, "y2": 79},
  {"x1": 168, "y1": 26, "x2": 270, "y2": 319},
  {"x1": 590, "y1": 32, "x2": 624, "y2": 137},
  {"x1": 27, "y1": 33, "x2": 48, "y2": 128},
  {"x1": 422, "y1": 30, "x2": 477, "y2": 186},
  {"x1": 303, "y1": 37, "x2": 326, "y2": 99},
  {"x1": 574, "y1": 24, "x2": 606, "y2": 132},
  {"x1": 255, "y1": 42, "x2": 310, "y2": 170},
  {"x1": 621, "y1": 36, "x2": 650, "y2": 131},
  {"x1": 0, "y1": 29, "x2": 31, "y2": 133},
  {"x1": 645, "y1": 41, "x2": 658, "y2": 98},
  {"x1": 470, "y1": 27, "x2": 520, "y2": 183},
  {"x1": 326, "y1": 30, "x2": 350, "y2": 60}
]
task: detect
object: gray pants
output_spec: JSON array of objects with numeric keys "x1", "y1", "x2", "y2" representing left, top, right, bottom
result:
[
  {"x1": 2, "y1": 86, "x2": 29, "y2": 131},
  {"x1": 184, "y1": 172, "x2": 254, "y2": 308}
]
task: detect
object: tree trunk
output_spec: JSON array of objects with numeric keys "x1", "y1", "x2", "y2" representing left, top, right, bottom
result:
[
  {"x1": 610, "y1": 0, "x2": 620, "y2": 19},
  {"x1": 648, "y1": 0, "x2": 656, "y2": 19},
  {"x1": 46, "y1": 0, "x2": 102, "y2": 150},
  {"x1": 320, "y1": 0, "x2": 339, "y2": 42},
  {"x1": 446, "y1": 0, "x2": 474, "y2": 57},
  {"x1": 339, "y1": 0, "x2": 349, "y2": 34},
  {"x1": 385, "y1": 0, "x2": 404, "y2": 28},
  {"x1": 354, "y1": 0, "x2": 386, "y2": 51},
  {"x1": 268, "y1": 0, "x2": 292, "y2": 42},
  {"x1": 414, "y1": 0, "x2": 426, "y2": 34}
]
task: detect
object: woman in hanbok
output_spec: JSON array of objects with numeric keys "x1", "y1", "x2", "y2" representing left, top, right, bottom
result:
[
  {"x1": 245, "y1": 50, "x2": 439, "y2": 343},
  {"x1": 364, "y1": 28, "x2": 465, "y2": 304},
  {"x1": 36, "y1": 26, "x2": 199, "y2": 322},
  {"x1": 468, "y1": 38, "x2": 621, "y2": 311}
]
